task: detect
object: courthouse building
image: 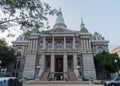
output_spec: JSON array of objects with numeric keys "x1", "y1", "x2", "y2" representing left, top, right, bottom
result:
[{"x1": 9, "y1": 10, "x2": 109, "y2": 80}]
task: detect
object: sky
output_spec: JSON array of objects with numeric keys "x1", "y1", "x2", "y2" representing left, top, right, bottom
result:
[
  {"x1": 42, "y1": 0, "x2": 120, "y2": 51},
  {"x1": 0, "y1": 0, "x2": 120, "y2": 51}
]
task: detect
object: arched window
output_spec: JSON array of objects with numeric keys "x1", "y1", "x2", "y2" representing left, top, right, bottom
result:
[{"x1": 98, "y1": 47, "x2": 103, "y2": 53}]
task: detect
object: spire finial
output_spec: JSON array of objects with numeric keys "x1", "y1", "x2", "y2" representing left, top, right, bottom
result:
[
  {"x1": 81, "y1": 17, "x2": 84, "y2": 24},
  {"x1": 81, "y1": 17, "x2": 85, "y2": 28},
  {"x1": 80, "y1": 18, "x2": 88, "y2": 33},
  {"x1": 57, "y1": 7, "x2": 62, "y2": 16},
  {"x1": 59, "y1": 7, "x2": 61, "y2": 12}
]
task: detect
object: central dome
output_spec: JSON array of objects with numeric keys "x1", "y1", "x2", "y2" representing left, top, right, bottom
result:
[{"x1": 53, "y1": 9, "x2": 67, "y2": 29}]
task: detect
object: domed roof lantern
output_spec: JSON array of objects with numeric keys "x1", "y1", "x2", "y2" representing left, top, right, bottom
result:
[
  {"x1": 80, "y1": 18, "x2": 89, "y2": 33},
  {"x1": 53, "y1": 8, "x2": 67, "y2": 29}
]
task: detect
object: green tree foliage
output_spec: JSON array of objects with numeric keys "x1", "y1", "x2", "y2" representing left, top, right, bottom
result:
[
  {"x1": 0, "y1": 39, "x2": 16, "y2": 68},
  {"x1": 0, "y1": 0, "x2": 57, "y2": 32},
  {"x1": 94, "y1": 51, "x2": 120, "y2": 78}
]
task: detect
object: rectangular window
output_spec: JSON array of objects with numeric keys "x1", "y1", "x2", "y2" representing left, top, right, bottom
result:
[
  {"x1": 16, "y1": 72, "x2": 18, "y2": 77},
  {"x1": 12, "y1": 72, "x2": 15, "y2": 77},
  {"x1": 17, "y1": 61, "x2": 20, "y2": 69},
  {"x1": 14, "y1": 61, "x2": 17, "y2": 69}
]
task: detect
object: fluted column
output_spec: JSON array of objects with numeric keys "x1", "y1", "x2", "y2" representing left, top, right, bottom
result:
[
  {"x1": 73, "y1": 54, "x2": 77, "y2": 70},
  {"x1": 40, "y1": 54, "x2": 45, "y2": 71},
  {"x1": 52, "y1": 37, "x2": 54, "y2": 50},
  {"x1": 51, "y1": 54, "x2": 55, "y2": 73},
  {"x1": 73, "y1": 36, "x2": 75, "y2": 50},
  {"x1": 64, "y1": 54, "x2": 68, "y2": 72},
  {"x1": 43, "y1": 36, "x2": 46, "y2": 50},
  {"x1": 64, "y1": 37, "x2": 66, "y2": 50}
]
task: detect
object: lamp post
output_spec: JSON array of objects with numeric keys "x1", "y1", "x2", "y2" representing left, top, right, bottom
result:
[{"x1": 115, "y1": 59, "x2": 118, "y2": 76}]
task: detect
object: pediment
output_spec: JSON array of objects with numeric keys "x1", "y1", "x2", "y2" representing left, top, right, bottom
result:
[{"x1": 47, "y1": 28, "x2": 76, "y2": 33}]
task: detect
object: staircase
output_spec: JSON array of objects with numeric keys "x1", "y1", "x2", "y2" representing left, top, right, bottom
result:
[
  {"x1": 68, "y1": 72, "x2": 77, "y2": 81},
  {"x1": 40, "y1": 71, "x2": 49, "y2": 81}
]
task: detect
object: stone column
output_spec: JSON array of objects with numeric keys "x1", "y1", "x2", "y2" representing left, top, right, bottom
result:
[
  {"x1": 73, "y1": 54, "x2": 77, "y2": 70},
  {"x1": 88, "y1": 39, "x2": 92, "y2": 52},
  {"x1": 64, "y1": 37, "x2": 66, "y2": 50},
  {"x1": 73, "y1": 36, "x2": 75, "y2": 50},
  {"x1": 64, "y1": 54, "x2": 68, "y2": 72},
  {"x1": 43, "y1": 36, "x2": 46, "y2": 50},
  {"x1": 40, "y1": 54, "x2": 45, "y2": 71},
  {"x1": 52, "y1": 37, "x2": 54, "y2": 50},
  {"x1": 38, "y1": 54, "x2": 45, "y2": 78},
  {"x1": 51, "y1": 54, "x2": 55, "y2": 73},
  {"x1": 28, "y1": 39, "x2": 31, "y2": 51}
]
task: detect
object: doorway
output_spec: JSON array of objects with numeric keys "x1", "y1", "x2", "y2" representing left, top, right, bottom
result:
[{"x1": 55, "y1": 55, "x2": 63, "y2": 80}]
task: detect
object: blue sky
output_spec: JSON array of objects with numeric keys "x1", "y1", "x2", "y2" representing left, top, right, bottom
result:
[{"x1": 43, "y1": 0, "x2": 120, "y2": 51}]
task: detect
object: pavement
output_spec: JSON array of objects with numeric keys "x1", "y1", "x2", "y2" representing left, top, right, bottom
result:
[
  {"x1": 24, "y1": 83, "x2": 103, "y2": 86},
  {"x1": 23, "y1": 81, "x2": 104, "y2": 86}
]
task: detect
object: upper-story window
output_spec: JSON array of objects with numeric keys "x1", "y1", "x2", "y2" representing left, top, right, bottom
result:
[
  {"x1": 39, "y1": 42, "x2": 43, "y2": 48},
  {"x1": 47, "y1": 41, "x2": 52, "y2": 50},
  {"x1": 66, "y1": 41, "x2": 72, "y2": 50},
  {"x1": 56, "y1": 41, "x2": 62, "y2": 47},
  {"x1": 47, "y1": 41, "x2": 52, "y2": 48},
  {"x1": 75, "y1": 41, "x2": 80, "y2": 51},
  {"x1": 16, "y1": 47, "x2": 22, "y2": 57},
  {"x1": 66, "y1": 41, "x2": 72, "y2": 47},
  {"x1": 75, "y1": 42, "x2": 79, "y2": 48},
  {"x1": 56, "y1": 41, "x2": 63, "y2": 50},
  {"x1": 39, "y1": 42, "x2": 43, "y2": 51}
]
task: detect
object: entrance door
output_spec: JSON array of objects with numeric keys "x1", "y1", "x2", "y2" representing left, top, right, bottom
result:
[
  {"x1": 55, "y1": 56, "x2": 63, "y2": 80},
  {"x1": 55, "y1": 56, "x2": 63, "y2": 72}
]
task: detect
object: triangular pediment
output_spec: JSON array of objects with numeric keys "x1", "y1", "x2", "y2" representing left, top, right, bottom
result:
[{"x1": 47, "y1": 28, "x2": 76, "y2": 33}]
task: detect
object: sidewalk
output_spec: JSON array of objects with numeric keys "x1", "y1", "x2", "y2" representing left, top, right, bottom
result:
[
  {"x1": 23, "y1": 80, "x2": 103, "y2": 86},
  {"x1": 24, "y1": 83, "x2": 103, "y2": 86}
]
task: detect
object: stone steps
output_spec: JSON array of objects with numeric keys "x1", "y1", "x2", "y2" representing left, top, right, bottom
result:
[
  {"x1": 26, "y1": 80, "x2": 89, "y2": 84},
  {"x1": 68, "y1": 72, "x2": 77, "y2": 81},
  {"x1": 40, "y1": 71, "x2": 49, "y2": 81}
]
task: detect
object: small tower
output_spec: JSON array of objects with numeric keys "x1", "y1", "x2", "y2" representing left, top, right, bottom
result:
[{"x1": 80, "y1": 18, "x2": 88, "y2": 33}]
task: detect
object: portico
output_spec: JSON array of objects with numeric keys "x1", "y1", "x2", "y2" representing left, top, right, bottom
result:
[{"x1": 43, "y1": 53, "x2": 77, "y2": 80}]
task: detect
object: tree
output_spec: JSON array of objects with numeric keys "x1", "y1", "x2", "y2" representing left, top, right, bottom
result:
[
  {"x1": 94, "y1": 51, "x2": 120, "y2": 79},
  {"x1": 0, "y1": 39, "x2": 16, "y2": 68},
  {"x1": 0, "y1": 0, "x2": 57, "y2": 34}
]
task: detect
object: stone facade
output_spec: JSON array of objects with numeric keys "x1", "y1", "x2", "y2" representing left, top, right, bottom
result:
[
  {"x1": 111, "y1": 47, "x2": 120, "y2": 57},
  {"x1": 9, "y1": 10, "x2": 109, "y2": 80}
]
